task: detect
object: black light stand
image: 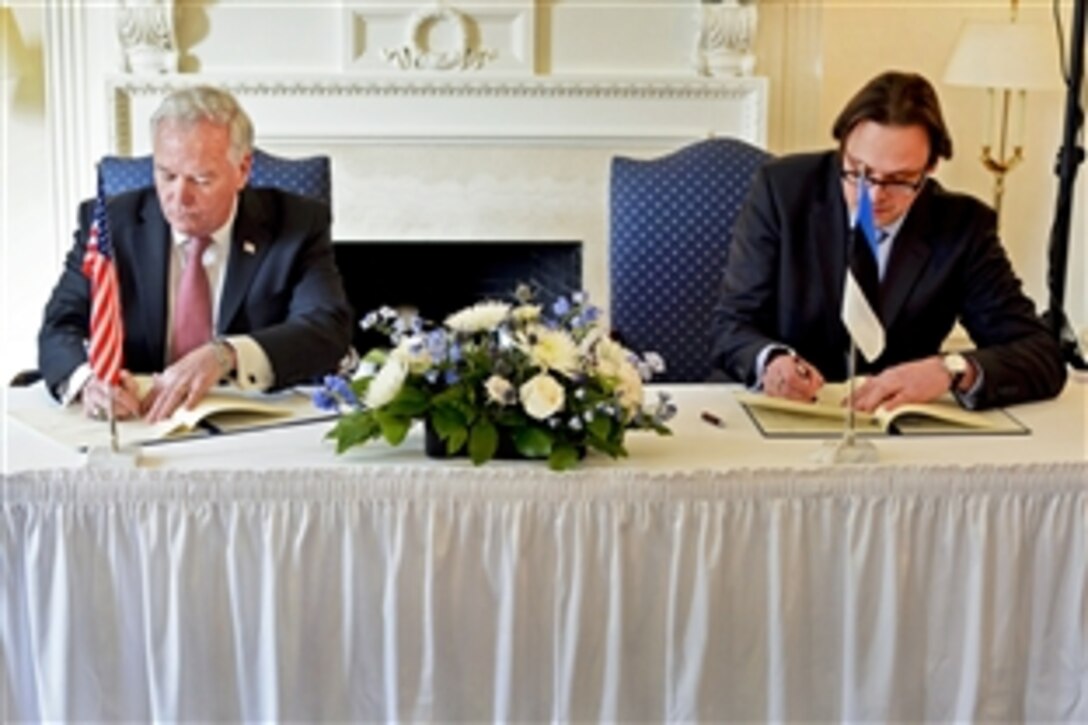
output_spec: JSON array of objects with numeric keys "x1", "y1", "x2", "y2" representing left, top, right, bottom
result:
[{"x1": 1043, "y1": 0, "x2": 1088, "y2": 369}]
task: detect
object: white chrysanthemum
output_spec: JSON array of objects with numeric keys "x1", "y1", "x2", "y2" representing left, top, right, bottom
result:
[
  {"x1": 364, "y1": 356, "x2": 408, "y2": 409},
  {"x1": 511, "y1": 304, "x2": 542, "y2": 323},
  {"x1": 391, "y1": 334, "x2": 432, "y2": 374},
  {"x1": 521, "y1": 324, "x2": 581, "y2": 377},
  {"x1": 444, "y1": 301, "x2": 511, "y2": 333},
  {"x1": 485, "y1": 374, "x2": 515, "y2": 406},
  {"x1": 519, "y1": 373, "x2": 566, "y2": 420},
  {"x1": 615, "y1": 361, "x2": 644, "y2": 415},
  {"x1": 594, "y1": 335, "x2": 632, "y2": 378}
]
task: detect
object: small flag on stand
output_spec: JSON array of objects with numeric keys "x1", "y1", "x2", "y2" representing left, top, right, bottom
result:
[
  {"x1": 840, "y1": 173, "x2": 885, "y2": 363},
  {"x1": 81, "y1": 170, "x2": 125, "y2": 386}
]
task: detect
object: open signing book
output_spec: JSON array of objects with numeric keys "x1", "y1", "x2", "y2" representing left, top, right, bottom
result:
[
  {"x1": 12, "y1": 377, "x2": 332, "y2": 451},
  {"x1": 735, "y1": 381, "x2": 1028, "y2": 438}
]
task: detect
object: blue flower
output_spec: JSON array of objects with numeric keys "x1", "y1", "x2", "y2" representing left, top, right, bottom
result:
[
  {"x1": 444, "y1": 369, "x2": 460, "y2": 385},
  {"x1": 312, "y1": 388, "x2": 339, "y2": 412},
  {"x1": 324, "y1": 375, "x2": 360, "y2": 407},
  {"x1": 552, "y1": 296, "x2": 571, "y2": 317}
]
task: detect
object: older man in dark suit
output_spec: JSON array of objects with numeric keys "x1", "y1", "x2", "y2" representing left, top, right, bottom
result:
[
  {"x1": 39, "y1": 85, "x2": 353, "y2": 422},
  {"x1": 711, "y1": 70, "x2": 1066, "y2": 411}
]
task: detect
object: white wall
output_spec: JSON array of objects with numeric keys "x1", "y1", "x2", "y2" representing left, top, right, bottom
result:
[{"x1": 2, "y1": 0, "x2": 1086, "y2": 384}]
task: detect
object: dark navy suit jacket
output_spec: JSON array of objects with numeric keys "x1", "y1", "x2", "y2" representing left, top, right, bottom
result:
[
  {"x1": 38, "y1": 186, "x2": 353, "y2": 398},
  {"x1": 710, "y1": 151, "x2": 1066, "y2": 408}
]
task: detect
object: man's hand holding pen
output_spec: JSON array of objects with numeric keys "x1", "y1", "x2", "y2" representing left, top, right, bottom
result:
[{"x1": 762, "y1": 350, "x2": 824, "y2": 402}]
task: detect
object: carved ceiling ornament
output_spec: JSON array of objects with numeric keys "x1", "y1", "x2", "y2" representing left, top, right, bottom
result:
[
  {"x1": 382, "y1": 4, "x2": 497, "y2": 71},
  {"x1": 116, "y1": 0, "x2": 178, "y2": 74}
]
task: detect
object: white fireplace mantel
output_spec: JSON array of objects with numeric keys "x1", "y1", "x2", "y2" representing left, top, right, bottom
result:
[{"x1": 106, "y1": 74, "x2": 768, "y2": 153}]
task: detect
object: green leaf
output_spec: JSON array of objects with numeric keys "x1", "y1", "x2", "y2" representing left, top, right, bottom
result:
[
  {"x1": 327, "y1": 413, "x2": 381, "y2": 454},
  {"x1": 445, "y1": 427, "x2": 468, "y2": 455},
  {"x1": 548, "y1": 443, "x2": 581, "y2": 471},
  {"x1": 587, "y1": 415, "x2": 613, "y2": 441},
  {"x1": 513, "y1": 426, "x2": 553, "y2": 458},
  {"x1": 430, "y1": 406, "x2": 469, "y2": 454},
  {"x1": 468, "y1": 419, "x2": 499, "y2": 465},
  {"x1": 430, "y1": 404, "x2": 467, "y2": 436},
  {"x1": 373, "y1": 410, "x2": 411, "y2": 446},
  {"x1": 383, "y1": 384, "x2": 430, "y2": 417}
]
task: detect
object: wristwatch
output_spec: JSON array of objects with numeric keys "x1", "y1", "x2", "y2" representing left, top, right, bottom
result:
[
  {"x1": 942, "y1": 353, "x2": 969, "y2": 391},
  {"x1": 210, "y1": 337, "x2": 236, "y2": 379}
]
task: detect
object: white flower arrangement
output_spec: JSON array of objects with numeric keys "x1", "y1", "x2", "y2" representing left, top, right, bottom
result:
[{"x1": 315, "y1": 289, "x2": 675, "y2": 470}]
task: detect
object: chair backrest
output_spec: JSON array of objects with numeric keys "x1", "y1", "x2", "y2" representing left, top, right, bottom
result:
[
  {"x1": 99, "y1": 148, "x2": 332, "y2": 206},
  {"x1": 609, "y1": 137, "x2": 771, "y2": 382}
]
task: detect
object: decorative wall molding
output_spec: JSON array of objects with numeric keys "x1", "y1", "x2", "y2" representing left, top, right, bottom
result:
[
  {"x1": 44, "y1": 2, "x2": 97, "y2": 270},
  {"x1": 106, "y1": 74, "x2": 768, "y2": 153},
  {"x1": 381, "y1": 6, "x2": 496, "y2": 71},
  {"x1": 344, "y1": 2, "x2": 532, "y2": 75},
  {"x1": 116, "y1": 0, "x2": 177, "y2": 74}
]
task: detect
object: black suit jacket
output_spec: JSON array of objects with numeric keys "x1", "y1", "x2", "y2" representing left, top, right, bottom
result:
[
  {"x1": 710, "y1": 151, "x2": 1066, "y2": 408},
  {"x1": 38, "y1": 187, "x2": 354, "y2": 398}
]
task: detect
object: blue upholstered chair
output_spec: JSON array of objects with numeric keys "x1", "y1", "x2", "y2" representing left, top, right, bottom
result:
[
  {"x1": 99, "y1": 148, "x2": 332, "y2": 206},
  {"x1": 609, "y1": 138, "x2": 771, "y2": 382}
]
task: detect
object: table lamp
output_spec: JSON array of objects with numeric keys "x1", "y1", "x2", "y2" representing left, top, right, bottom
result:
[{"x1": 943, "y1": 11, "x2": 1059, "y2": 221}]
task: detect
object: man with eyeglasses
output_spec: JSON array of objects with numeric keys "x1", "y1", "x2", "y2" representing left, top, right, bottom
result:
[{"x1": 711, "y1": 70, "x2": 1066, "y2": 411}]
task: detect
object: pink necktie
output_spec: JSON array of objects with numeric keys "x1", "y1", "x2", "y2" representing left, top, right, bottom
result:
[{"x1": 172, "y1": 236, "x2": 213, "y2": 362}]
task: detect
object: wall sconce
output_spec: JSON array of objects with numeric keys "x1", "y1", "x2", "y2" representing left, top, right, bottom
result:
[
  {"x1": 1, "y1": 7, "x2": 24, "y2": 83},
  {"x1": 943, "y1": 10, "x2": 1059, "y2": 222}
]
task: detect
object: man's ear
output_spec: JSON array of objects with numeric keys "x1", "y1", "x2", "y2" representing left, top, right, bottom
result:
[{"x1": 236, "y1": 152, "x2": 253, "y2": 190}]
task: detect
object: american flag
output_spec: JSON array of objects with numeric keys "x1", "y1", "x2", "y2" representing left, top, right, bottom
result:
[
  {"x1": 81, "y1": 172, "x2": 124, "y2": 386},
  {"x1": 840, "y1": 172, "x2": 886, "y2": 364}
]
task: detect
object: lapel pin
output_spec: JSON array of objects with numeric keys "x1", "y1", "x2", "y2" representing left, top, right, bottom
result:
[{"x1": 243, "y1": 240, "x2": 256, "y2": 255}]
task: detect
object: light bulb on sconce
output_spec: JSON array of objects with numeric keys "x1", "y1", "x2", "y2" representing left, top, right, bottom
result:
[{"x1": 943, "y1": 6, "x2": 1060, "y2": 223}]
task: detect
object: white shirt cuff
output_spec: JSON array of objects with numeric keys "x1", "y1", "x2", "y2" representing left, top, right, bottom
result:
[
  {"x1": 753, "y1": 344, "x2": 794, "y2": 390},
  {"x1": 224, "y1": 334, "x2": 274, "y2": 391},
  {"x1": 59, "y1": 363, "x2": 92, "y2": 405}
]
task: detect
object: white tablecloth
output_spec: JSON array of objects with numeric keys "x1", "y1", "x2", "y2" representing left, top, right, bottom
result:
[{"x1": 3, "y1": 383, "x2": 1087, "y2": 720}]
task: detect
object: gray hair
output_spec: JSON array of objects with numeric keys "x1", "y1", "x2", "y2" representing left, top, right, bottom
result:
[{"x1": 150, "y1": 85, "x2": 254, "y2": 161}]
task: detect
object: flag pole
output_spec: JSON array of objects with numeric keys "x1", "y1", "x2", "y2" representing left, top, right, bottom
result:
[{"x1": 108, "y1": 386, "x2": 120, "y2": 453}]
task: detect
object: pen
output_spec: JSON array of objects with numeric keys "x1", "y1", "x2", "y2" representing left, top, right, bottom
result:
[{"x1": 700, "y1": 410, "x2": 727, "y2": 429}]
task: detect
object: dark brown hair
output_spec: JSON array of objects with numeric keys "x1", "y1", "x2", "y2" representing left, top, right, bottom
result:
[{"x1": 832, "y1": 71, "x2": 953, "y2": 166}]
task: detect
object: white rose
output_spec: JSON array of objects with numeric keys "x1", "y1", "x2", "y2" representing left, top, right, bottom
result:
[
  {"x1": 364, "y1": 356, "x2": 408, "y2": 409},
  {"x1": 444, "y1": 301, "x2": 511, "y2": 333},
  {"x1": 519, "y1": 373, "x2": 566, "y2": 420},
  {"x1": 485, "y1": 374, "x2": 515, "y2": 406}
]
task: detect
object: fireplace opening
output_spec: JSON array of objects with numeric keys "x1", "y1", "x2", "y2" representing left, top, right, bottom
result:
[{"x1": 333, "y1": 240, "x2": 582, "y2": 354}]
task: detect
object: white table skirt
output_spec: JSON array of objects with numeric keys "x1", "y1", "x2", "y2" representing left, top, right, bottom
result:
[{"x1": 4, "y1": 464, "x2": 1086, "y2": 721}]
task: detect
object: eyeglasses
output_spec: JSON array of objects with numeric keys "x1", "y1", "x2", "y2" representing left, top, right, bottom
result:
[{"x1": 840, "y1": 168, "x2": 927, "y2": 198}]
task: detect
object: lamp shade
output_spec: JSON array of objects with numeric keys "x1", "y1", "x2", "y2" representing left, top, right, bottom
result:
[{"x1": 944, "y1": 20, "x2": 1060, "y2": 91}]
